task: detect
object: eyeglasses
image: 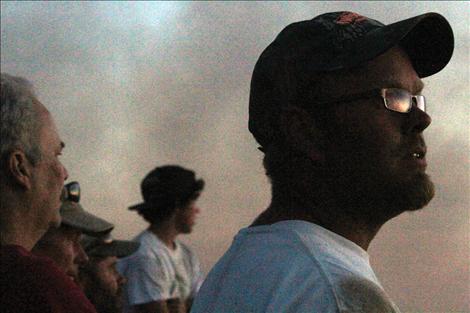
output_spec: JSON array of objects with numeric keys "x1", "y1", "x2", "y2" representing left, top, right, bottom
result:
[
  {"x1": 317, "y1": 88, "x2": 426, "y2": 113},
  {"x1": 61, "y1": 181, "x2": 80, "y2": 203}
]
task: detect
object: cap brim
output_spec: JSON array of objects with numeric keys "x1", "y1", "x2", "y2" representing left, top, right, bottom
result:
[
  {"x1": 369, "y1": 12, "x2": 454, "y2": 77},
  {"x1": 194, "y1": 179, "x2": 205, "y2": 192},
  {"x1": 87, "y1": 240, "x2": 140, "y2": 258},
  {"x1": 128, "y1": 202, "x2": 151, "y2": 211},
  {"x1": 60, "y1": 202, "x2": 114, "y2": 235},
  {"x1": 395, "y1": 13, "x2": 454, "y2": 77},
  {"x1": 363, "y1": 13, "x2": 451, "y2": 77},
  {"x1": 130, "y1": 178, "x2": 204, "y2": 212}
]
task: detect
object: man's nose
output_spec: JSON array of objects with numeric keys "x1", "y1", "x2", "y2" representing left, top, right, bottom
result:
[
  {"x1": 63, "y1": 164, "x2": 69, "y2": 181},
  {"x1": 404, "y1": 105, "x2": 432, "y2": 133},
  {"x1": 117, "y1": 273, "x2": 127, "y2": 286},
  {"x1": 75, "y1": 243, "x2": 89, "y2": 265}
]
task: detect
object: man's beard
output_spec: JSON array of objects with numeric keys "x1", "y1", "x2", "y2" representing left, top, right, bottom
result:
[
  {"x1": 323, "y1": 156, "x2": 435, "y2": 223},
  {"x1": 176, "y1": 219, "x2": 193, "y2": 234},
  {"x1": 85, "y1": 277, "x2": 123, "y2": 313}
]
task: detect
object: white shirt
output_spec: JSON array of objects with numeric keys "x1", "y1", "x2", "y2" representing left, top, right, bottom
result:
[
  {"x1": 191, "y1": 220, "x2": 401, "y2": 313},
  {"x1": 118, "y1": 230, "x2": 203, "y2": 311}
]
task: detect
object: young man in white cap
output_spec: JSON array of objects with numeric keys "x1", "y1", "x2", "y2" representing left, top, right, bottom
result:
[{"x1": 191, "y1": 11, "x2": 454, "y2": 313}]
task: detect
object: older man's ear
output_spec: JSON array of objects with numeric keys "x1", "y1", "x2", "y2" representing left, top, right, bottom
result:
[{"x1": 7, "y1": 150, "x2": 33, "y2": 190}]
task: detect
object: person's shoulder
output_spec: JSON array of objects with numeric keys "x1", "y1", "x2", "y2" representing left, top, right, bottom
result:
[
  {"x1": 124, "y1": 231, "x2": 169, "y2": 264},
  {"x1": 240, "y1": 221, "x2": 324, "y2": 259},
  {"x1": 132, "y1": 229, "x2": 150, "y2": 243},
  {"x1": 176, "y1": 240, "x2": 195, "y2": 255},
  {"x1": 336, "y1": 276, "x2": 400, "y2": 313},
  {"x1": 132, "y1": 230, "x2": 161, "y2": 253},
  {"x1": 176, "y1": 241, "x2": 200, "y2": 268},
  {"x1": 31, "y1": 257, "x2": 98, "y2": 312},
  {"x1": 1, "y1": 244, "x2": 37, "y2": 263},
  {"x1": 192, "y1": 237, "x2": 338, "y2": 313},
  {"x1": 22, "y1": 252, "x2": 76, "y2": 289},
  {"x1": 1, "y1": 245, "x2": 58, "y2": 278},
  {"x1": 1, "y1": 246, "x2": 97, "y2": 313},
  {"x1": 216, "y1": 223, "x2": 332, "y2": 288}
]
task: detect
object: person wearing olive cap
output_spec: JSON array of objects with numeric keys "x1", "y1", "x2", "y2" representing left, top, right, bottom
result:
[
  {"x1": 33, "y1": 189, "x2": 114, "y2": 283},
  {"x1": 191, "y1": 11, "x2": 454, "y2": 313},
  {"x1": 78, "y1": 234, "x2": 140, "y2": 313},
  {"x1": 118, "y1": 165, "x2": 204, "y2": 313}
]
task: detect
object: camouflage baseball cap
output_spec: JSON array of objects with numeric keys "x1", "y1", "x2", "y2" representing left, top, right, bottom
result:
[
  {"x1": 60, "y1": 201, "x2": 114, "y2": 236},
  {"x1": 248, "y1": 11, "x2": 454, "y2": 148},
  {"x1": 81, "y1": 233, "x2": 140, "y2": 258}
]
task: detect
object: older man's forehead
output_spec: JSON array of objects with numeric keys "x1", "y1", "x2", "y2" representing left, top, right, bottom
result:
[
  {"x1": 33, "y1": 98, "x2": 66, "y2": 148},
  {"x1": 32, "y1": 97, "x2": 49, "y2": 115}
]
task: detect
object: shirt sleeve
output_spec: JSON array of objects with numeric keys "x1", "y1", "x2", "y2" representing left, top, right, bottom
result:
[
  {"x1": 336, "y1": 276, "x2": 402, "y2": 313},
  {"x1": 189, "y1": 250, "x2": 204, "y2": 298},
  {"x1": 124, "y1": 254, "x2": 174, "y2": 305}
]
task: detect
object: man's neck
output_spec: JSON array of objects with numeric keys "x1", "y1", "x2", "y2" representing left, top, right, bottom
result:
[
  {"x1": 148, "y1": 222, "x2": 179, "y2": 250},
  {"x1": 0, "y1": 211, "x2": 45, "y2": 251},
  {"x1": 251, "y1": 200, "x2": 384, "y2": 251}
]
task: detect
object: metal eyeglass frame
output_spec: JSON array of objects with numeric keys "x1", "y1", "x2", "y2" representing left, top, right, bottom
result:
[{"x1": 315, "y1": 88, "x2": 426, "y2": 113}]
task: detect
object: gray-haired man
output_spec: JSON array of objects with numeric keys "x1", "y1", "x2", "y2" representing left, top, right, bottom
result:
[
  {"x1": 33, "y1": 195, "x2": 114, "y2": 283},
  {"x1": 0, "y1": 73, "x2": 96, "y2": 313}
]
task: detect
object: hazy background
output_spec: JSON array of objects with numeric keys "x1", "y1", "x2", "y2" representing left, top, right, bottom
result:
[{"x1": 1, "y1": 1, "x2": 468, "y2": 312}]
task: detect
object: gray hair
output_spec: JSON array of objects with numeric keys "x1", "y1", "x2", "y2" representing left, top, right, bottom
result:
[{"x1": 0, "y1": 73, "x2": 42, "y2": 166}]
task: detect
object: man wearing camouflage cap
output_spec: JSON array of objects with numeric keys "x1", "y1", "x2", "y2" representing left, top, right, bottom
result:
[
  {"x1": 119, "y1": 165, "x2": 205, "y2": 313},
  {"x1": 191, "y1": 11, "x2": 454, "y2": 313},
  {"x1": 79, "y1": 233, "x2": 140, "y2": 313},
  {"x1": 33, "y1": 185, "x2": 114, "y2": 283}
]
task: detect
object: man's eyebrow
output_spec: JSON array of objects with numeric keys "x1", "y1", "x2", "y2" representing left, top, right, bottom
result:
[{"x1": 382, "y1": 80, "x2": 425, "y2": 93}]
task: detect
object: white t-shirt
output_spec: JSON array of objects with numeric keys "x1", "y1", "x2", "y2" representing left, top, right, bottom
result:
[
  {"x1": 191, "y1": 220, "x2": 401, "y2": 313},
  {"x1": 118, "y1": 230, "x2": 203, "y2": 311}
]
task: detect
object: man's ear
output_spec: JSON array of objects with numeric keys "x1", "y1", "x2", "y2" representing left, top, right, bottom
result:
[
  {"x1": 8, "y1": 150, "x2": 33, "y2": 190},
  {"x1": 279, "y1": 106, "x2": 325, "y2": 161}
]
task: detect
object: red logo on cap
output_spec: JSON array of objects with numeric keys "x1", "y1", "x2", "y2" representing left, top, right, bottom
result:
[{"x1": 335, "y1": 12, "x2": 367, "y2": 25}]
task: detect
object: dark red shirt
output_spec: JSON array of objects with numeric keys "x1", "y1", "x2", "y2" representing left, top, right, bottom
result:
[{"x1": 0, "y1": 244, "x2": 97, "y2": 313}]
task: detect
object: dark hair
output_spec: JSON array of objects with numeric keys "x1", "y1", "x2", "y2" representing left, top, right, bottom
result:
[
  {"x1": 138, "y1": 191, "x2": 201, "y2": 225},
  {"x1": 259, "y1": 63, "x2": 368, "y2": 185},
  {"x1": 134, "y1": 165, "x2": 204, "y2": 225},
  {"x1": 0, "y1": 73, "x2": 42, "y2": 172}
]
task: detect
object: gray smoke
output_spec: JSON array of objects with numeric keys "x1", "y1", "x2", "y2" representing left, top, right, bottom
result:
[{"x1": 1, "y1": 2, "x2": 468, "y2": 311}]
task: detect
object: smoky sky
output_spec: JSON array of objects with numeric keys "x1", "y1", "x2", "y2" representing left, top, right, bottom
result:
[{"x1": 1, "y1": 1, "x2": 468, "y2": 311}]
